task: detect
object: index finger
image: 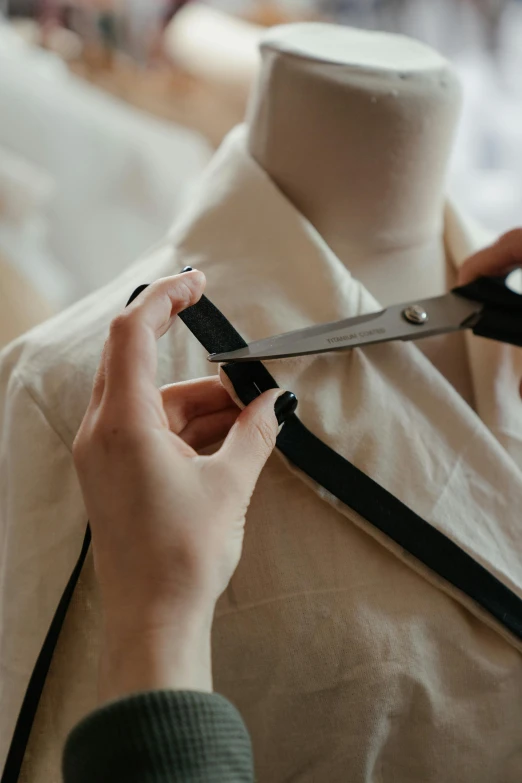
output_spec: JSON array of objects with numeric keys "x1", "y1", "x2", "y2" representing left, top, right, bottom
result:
[
  {"x1": 103, "y1": 270, "x2": 206, "y2": 411},
  {"x1": 458, "y1": 228, "x2": 522, "y2": 285}
]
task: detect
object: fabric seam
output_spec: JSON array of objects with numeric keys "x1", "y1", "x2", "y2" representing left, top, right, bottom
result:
[{"x1": 11, "y1": 372, "x2": 73, "y2": 454}]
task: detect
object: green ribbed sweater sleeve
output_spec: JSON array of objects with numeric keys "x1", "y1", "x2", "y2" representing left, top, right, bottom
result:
[{"x1": 62, "y1": 690, "x2": 255, "y2": 783}]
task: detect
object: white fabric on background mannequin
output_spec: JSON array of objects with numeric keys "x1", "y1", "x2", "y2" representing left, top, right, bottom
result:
[
  {"x1": 0, "y1": 24, "x2": 211, "y2": 301},
  {"x1": 1, "y1": 126, "x2": 522, "y2": 782}
]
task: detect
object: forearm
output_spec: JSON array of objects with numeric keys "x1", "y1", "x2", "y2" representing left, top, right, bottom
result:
[
  {"x1": 97, "y1": 609, "x2": 214, "y2": 703},
  {"x1": 63, "y1": 605, "x2": 255, "y2": 783}
]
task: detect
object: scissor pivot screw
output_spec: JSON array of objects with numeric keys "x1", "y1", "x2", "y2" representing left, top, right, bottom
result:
[{"x1": 402, "y1": 305, "x2": 428, "y2": 325}]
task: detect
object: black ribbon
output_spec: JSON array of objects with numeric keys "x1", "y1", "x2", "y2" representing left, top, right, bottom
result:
[{"x1": 3, "y1": 285, "x2": 522, "y2": 783}]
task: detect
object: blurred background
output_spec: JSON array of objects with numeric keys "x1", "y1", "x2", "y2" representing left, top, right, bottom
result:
[{"x1": 1, "y1": 0, "x2": 521, "y2": 346}]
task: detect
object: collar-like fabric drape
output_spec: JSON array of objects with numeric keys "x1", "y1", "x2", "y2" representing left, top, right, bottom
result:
[{"x1": 2, "y1": 125, "x2": 522, "y2": 782}]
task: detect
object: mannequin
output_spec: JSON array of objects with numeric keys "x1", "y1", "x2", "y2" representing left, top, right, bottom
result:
[
  {"x1": 4, "y1": 21, "x2": 522, "y2": 783},
  {"x1": 0, "y1": 146, "x2": 55, "y2": 346},
  {"x1": 247, "y1": 24, "x2": 475, "y2": 403}
]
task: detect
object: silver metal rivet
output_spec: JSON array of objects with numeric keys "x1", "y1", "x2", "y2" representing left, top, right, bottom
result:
[{"x1": 402, "y1": 305, "x2": 428, "y2": 325}]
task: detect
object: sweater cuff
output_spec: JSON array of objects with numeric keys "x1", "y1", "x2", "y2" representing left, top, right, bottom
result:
[{"x1": 62, "y1": 690, "x2": 254, "y2": 783}]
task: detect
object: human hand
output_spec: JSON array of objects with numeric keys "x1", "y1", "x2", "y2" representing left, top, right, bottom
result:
[
  {"x1": 459, "y1": 228, "x2": 522, "y2": 399},
  {"x1": 72, "y1": 270, "x2": 297, "y2": 701},
  {"x1": 458, "y1": 228, "x2": 522, "y2": 285}
]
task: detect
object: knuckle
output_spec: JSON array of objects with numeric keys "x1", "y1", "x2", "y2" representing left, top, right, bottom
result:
[
  {"x1": 174, "y1": 278, "x2": 195, "y2": 308},
  {"x1": 500, "y1": 228, "x2": 522, "y2": 252},
  {"x1": 143, "y1": 278, "x2": 166, "y2": 304},
  {"x1": 72, "y1": 424, "x2": 96, "y2": 469},
  {"x1": 71, "y1": 432, "x2": 85, "y2": 465},
  {"x1": 252, "y1": 416, "x2": 277, "y2": 453},
  {"x1": 109, "y1": 313, "x2": 133, "y2": 341}
]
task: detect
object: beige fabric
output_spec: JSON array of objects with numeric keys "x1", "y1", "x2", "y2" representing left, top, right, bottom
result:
[
  {"x1": 2, "y1": 125, "x2": 522, "y2": 782},
  {"x1": 0, "y1": 254, "x2": 54, "y2": 349}
]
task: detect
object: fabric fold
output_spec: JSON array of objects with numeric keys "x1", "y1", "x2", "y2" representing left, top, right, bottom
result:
[{"x1": 2, "y1": 124, "x2": 522, "y2": 783}]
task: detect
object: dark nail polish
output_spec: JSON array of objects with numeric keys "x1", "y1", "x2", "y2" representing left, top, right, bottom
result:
[
  {"x1": 275, "y1": 391, "x2": 298, "y2": 425},
  {"x1": 181, "y1": 266, "x2": 193, "y2": 273}
]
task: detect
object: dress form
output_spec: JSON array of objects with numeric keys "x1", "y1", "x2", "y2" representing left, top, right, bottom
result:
[{"x1": 246, "y1": 24, "x2": 475, "y2": 404}]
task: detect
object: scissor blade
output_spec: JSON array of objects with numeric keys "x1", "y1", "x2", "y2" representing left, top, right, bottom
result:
[{"x1": 207, "y1": 292, "x2": 482, "y2": 363}]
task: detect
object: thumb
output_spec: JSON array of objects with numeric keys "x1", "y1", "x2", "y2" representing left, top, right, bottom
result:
[{"x1": 217, "y1": 389, "x2": 298, "y2": 489}]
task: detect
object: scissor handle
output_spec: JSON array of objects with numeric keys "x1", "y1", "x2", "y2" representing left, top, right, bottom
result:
[{"x1": 452, "y1": 271, "x2": 522, "y2": 348}]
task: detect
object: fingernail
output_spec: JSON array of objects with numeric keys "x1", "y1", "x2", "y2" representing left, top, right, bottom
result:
[
  {"x1": 181, "y1": 266, "x2": 193, "y2": 273},
  {"x1": 274, "y1": 391, "x2": 298, "y2": 425}
]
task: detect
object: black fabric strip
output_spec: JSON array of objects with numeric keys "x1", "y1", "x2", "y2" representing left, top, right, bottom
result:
[
  {"x1": 1, "y1": 525, "x2": 92, "y2": 783},
  {"x1": 276, "y1": 417, "x2": 522, "y2": 636},
  {"x1": 4, "y1": 285, "x2": 522, "y2": 783},
  {"x1": 180, "y1": 294, "x2": 249, "y2": 354},
  {"x1": 181, "y1": 294, "x2": 522, "y2": 642}
]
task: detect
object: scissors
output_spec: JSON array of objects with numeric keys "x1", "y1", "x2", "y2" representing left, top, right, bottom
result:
[{"x1": 207, "y1": 272, "x2": 522, "y2": 363}]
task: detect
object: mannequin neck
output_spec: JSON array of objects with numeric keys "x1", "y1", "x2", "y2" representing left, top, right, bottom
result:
[{"x1": 246, "y1": 25, "x2": 462, "y2": 303}]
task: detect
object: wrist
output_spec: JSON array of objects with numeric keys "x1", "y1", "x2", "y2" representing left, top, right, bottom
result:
[{"x1": 98, "y1": 603, "x2": 215, "y2": 704}]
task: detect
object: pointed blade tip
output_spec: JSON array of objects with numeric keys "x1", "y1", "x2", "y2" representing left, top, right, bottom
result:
[{"x1": 207, "y1": 349, "x2": 252, "y2": 363}]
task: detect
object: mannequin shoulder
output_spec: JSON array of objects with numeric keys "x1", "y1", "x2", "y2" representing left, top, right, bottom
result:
[{"x1": 0, "y1": 240, "x2": 179, "y2": 444}]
